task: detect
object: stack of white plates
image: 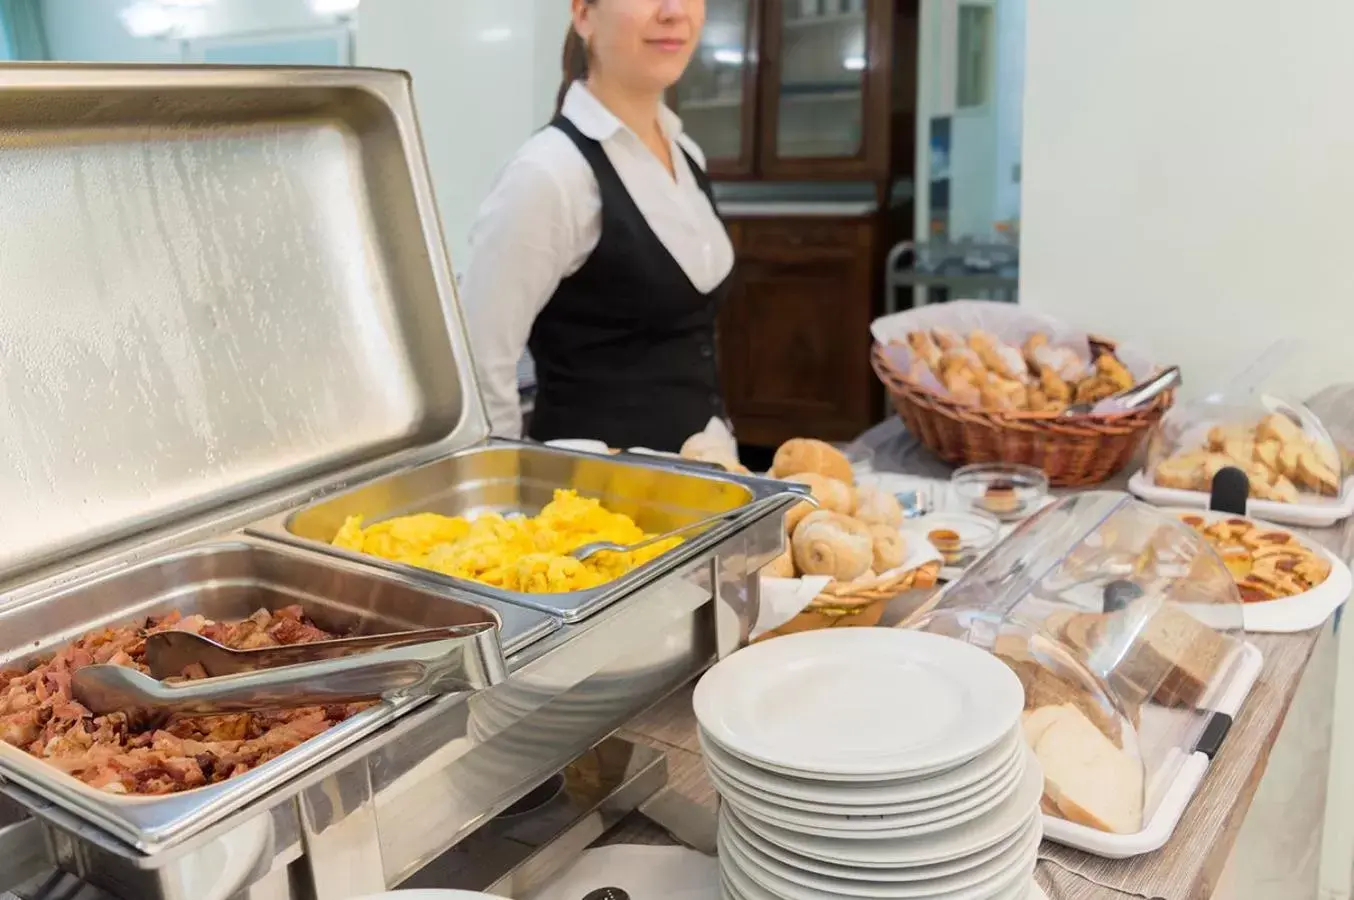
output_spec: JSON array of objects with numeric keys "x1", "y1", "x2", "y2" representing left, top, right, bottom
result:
[{"x1": 693, "y1": 629, "x2": 1043, "y2": 900}]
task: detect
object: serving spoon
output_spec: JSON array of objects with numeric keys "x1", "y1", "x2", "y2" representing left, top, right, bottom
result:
[{"x1": 569, "y1": 494, "x2": 805, "y2": 562}]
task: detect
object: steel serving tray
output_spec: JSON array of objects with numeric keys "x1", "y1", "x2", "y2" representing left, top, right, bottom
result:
[
  {"x1": 0, "y1": 538, "x2": 557, "y2": 851},
  {"x1": 249, "y1": 442, "x2": 804, "y2": 621},
  {"x1": 0, "y1": 64, "x2": 489, "y2": 598}
]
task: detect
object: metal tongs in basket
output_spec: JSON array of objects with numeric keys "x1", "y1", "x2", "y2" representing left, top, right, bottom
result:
[{"x1": 71, "y1": 622, "x2": 506, "y2": 719}]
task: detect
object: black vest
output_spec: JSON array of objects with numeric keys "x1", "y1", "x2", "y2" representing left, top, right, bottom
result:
[{"x1": 526, "y1": 116, "x2": 733, "y2": 453}]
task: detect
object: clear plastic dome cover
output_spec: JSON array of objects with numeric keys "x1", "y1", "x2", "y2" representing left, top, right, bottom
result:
[
  {"x1": 1146, "y1": 392, "x2": 1344, "y2": 504},
  {"x1": 912, "y1": 492, "x2": 1247, "y2": 835}
]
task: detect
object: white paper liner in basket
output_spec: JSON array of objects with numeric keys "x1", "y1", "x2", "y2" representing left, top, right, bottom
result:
[
  {"x1": 753, "y1": 538, "x2": 943, "y2": 639},
  {"x1": 870, "y1": 300, "x2": 1158, "y2": 405}
]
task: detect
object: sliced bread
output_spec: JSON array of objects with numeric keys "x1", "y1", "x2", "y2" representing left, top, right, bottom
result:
[
  {"x1": 1035, "y1": 706, "x2": 1145, "y2": 835},
  {"x1": 1022, "y1": 703, "x2": 1079, "y2": 748}
]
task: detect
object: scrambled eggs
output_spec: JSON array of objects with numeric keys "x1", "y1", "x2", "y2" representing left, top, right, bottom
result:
[{"x1": 331, "y1": 490, "x2": 680, "y2": 593}]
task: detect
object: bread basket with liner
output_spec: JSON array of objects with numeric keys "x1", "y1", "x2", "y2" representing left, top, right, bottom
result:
[
  {"x1": 870, "y1": 301, "x2": 1174, "y2": 487},
  {"x1": 757, "y1": 559, "x2": 943, "y2": 640},
  {"x1": 907, "y1": 492, "x2": 1262, "y2": 859}
]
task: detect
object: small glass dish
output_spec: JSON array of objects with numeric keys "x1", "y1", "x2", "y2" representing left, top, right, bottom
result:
[
  {"x1": 917, "y1": 510, "x2": 1002, "y2": 569},
  {"x1": 952, "y1": 463, "x2": 1051, "y2": 521}
]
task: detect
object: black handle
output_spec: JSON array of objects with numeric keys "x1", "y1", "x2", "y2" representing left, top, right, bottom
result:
[{"x1": 1209, "y1": 466, "x2": 1250, "y2": 516}]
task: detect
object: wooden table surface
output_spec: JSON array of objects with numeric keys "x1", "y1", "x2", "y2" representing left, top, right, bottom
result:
[{"x1": 596, "y1": 386, "x2": 1354, "y2": 900}]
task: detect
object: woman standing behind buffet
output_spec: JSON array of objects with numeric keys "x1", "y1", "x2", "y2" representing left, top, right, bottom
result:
[{"x1": 461, "y1": 0, "x2": 734, "y2": 452}]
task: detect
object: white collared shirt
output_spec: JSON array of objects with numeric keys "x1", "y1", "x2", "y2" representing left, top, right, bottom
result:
[{"x1": 461, "y1": 82, "x2": 736, "y2": 439}]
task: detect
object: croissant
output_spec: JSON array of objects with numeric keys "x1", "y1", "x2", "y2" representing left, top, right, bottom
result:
[
  {"x1": 869, "y1": 524, "x2": 908, "y2": 573},
  {"x1": 771, "y1": 438, "x2": 854, "y2": 484},
  {"x1": 854, "y1": 487, "x2": 903, "y2": 528},
  {"x1": 792, "y1": 511, "x2": 873, "y2": 581}
]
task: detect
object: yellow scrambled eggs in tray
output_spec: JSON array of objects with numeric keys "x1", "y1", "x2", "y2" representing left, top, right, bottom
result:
[{"x1": 331, "y1": 489, "x2": 681, "y2": 594}]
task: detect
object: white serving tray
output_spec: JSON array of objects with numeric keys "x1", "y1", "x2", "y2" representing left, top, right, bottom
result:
[
  {"x1": 1041, "y1": 641, "x2": 1263, "y2": 858},
  {"x1": 1162, "y1": 507, "x2": 1352, "y2": 634},
  {"x1": 1128, "y1": 470, "x2": 1354, "y2": 528}
]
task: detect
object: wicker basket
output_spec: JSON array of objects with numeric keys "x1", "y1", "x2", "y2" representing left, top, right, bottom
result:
[
  {"x1": 870, "y1": 338, "x2": 1173, "y2": 487},
  {"x1": 755, "y1": 561, "x2": 942, "y2": 641}
]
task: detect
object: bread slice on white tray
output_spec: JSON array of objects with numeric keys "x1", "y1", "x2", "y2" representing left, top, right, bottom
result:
[{"x1": 1034, "y1": 705, "x2": 1145, "y2": 835}]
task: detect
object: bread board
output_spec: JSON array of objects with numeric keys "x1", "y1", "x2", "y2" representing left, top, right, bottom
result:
[
  {"x1": 1129, "y1": 469, "x2": 1354, "y2": 527},
  {"x1": 1040, "y1": 640, "x2": 1262, "y2": 858}
]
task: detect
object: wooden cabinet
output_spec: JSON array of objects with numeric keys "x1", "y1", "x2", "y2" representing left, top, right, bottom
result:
[
  {"x1": 684, "y1": 0, "x2": 920, "y2": 446},
  {"x1": 720, "y1": 218, "x2": 879, "y2": 446},
  {"x1": 674, "y1": 0, "x2": 908, "y2": 181}
]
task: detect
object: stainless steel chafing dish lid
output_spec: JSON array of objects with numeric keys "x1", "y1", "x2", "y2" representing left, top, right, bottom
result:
[{"x1": 0, "y1": 64, "x2": 490, "y2": 597}]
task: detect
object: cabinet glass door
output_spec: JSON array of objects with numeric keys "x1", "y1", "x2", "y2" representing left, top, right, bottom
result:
[
  {"x1": 766, "y1": 0, "x2": 886, "y2": 175},
  {"x1": 673, "y1": 0, "x2": 756, "y2": 176}
]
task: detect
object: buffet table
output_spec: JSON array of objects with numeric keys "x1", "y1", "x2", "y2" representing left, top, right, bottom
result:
[{"x1": 598, "y1": 384, "x2": 1354, "y2": 900}]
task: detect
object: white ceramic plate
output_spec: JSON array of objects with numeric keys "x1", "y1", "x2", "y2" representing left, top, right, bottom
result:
[
  {"x1": 724, "y1": 802, "x2": 1038, "y2": 885},
  {"x1": 719, "y1": 822, "x2": 1037, "y2": 900},
  {"x1": 721, "y1": 806, "x2": 1041, "y2": 900},
  {"x1": 693, "y1": 629, "x2": 1023, "y2": 779},
  {"x1": 1164, "y1": 507, "x2": 1352, "y2": 633},
  {"x1": 352, "y1": 887, "x2": 506, "y2": 893},
  {"x1": 708, "y1": 751, "x2": 1023, "y2": 834},
  {"x1": 721, "y1": 849, "x2": 781, "y2": 900},
  {"x1": 702, "y1": 728, "x2": 1023, "y2": 815},
  {"x1": 735, "y1": 747, "x2": 1041, "y2": 868}
]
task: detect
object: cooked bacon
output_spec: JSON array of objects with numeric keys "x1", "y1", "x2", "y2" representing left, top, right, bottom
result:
[{"x1": 0, "y1": 607, "x2": 355, "y2": 796}]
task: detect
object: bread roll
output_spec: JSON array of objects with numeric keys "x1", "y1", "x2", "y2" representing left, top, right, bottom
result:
[
  {"x1": 783, "y1": 473, "x2": 854, "y2": 534},
  {"x1": 771, "y1": 439, "x2": 854, "y2": 484},
  {"x1": 791, "y1": 511, "x2": 873, "y2": 581},
  {"x1": 869, "y1": 524, "x2": 907, "y2": 573},
  {"x1": 764, "y1": 550, "x2": 796, "y2": 579},
  {"x1": 854, "y1": 487, "x2": 903, "y2": 528}
]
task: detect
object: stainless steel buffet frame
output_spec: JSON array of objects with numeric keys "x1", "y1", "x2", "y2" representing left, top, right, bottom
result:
[{"x1": 0, "y1": 64, "x2": 797, "y2": 899}]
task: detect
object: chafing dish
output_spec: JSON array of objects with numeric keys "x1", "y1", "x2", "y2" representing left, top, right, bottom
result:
[
  {"x1": 252, "y1": 442, "x2": 793, "y2": 621},
  {"x1": 0, "y1": 64, "x2": 793, "y2": 900}
]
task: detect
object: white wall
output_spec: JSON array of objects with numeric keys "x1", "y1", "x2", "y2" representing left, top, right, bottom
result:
[
  {"x1": 41, "y1": 0, "x2": 334, "y2": 63},
  {"x1": 357, "y1": 0, "x2": 571, "y2": 270},
  {"x1": 1020, "y1": 0, "x2": 1354, "y2": 400}
]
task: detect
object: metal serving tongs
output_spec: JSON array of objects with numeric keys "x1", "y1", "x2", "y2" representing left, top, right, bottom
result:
[
  {"x1": 1062, "y1": 366, "x2": 1182, "y2": 417},
  {"x1": 71, "y1": 622, "x2": 506, "y2": 719}
]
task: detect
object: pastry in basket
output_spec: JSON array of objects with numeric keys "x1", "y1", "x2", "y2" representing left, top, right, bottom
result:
[
  {"x1": 791, "y1": 511, "x2": 874, "y2": 581},
  {"x1": 1024, "y1": 333, "x2": 1086, "y2": 382},
  {"x1": 868, "y1": 524, "x2": 908, "y2": 573},
  {"x1": 771, "y1": 438, "x2": 854, "y2": 483},
  {"x1": 1179, "y1": 514, "x2": 1331, "y2": 602},
  {"x1": 969, "y1": 330, "x2": 1028, "y2": 381},
  {"x1": 907, "y1": 331, "x2": 943, "y2": 369},
  {"x1": 853, "y1": 487, "x2": 903, "y2": 528},
  {"x1": 765, "y1": 550, "x2": 796, "y2": 579},
  {"x1": 1154, "y1": 412, "x2": 1340, "y2": 502},
  {"x1": 892, "y1": 327, "x2": 1143, "y2": 416},
  {"x1": 782, "y1": 473, "x2": 854, "y2": 534}
]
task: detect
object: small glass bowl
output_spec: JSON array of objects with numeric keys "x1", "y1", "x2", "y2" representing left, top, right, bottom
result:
[
  {"x1": 951, "y1": 463, "x2": 1051, "y2": 522},
  {"x1": 920, "y1": 510, "x2": 1002, "y2": 568}
]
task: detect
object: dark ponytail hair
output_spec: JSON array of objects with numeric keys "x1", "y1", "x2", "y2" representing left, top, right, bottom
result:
[{"x1": 556, "y1": 1, "x2": 598, "y2": 114}]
